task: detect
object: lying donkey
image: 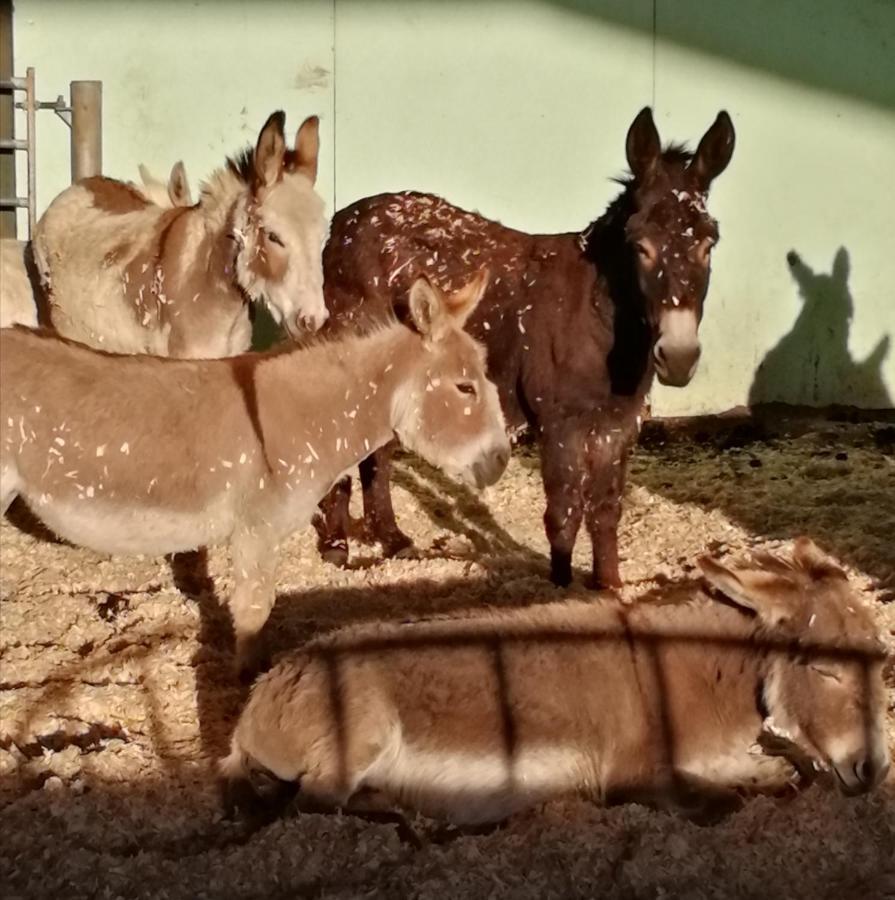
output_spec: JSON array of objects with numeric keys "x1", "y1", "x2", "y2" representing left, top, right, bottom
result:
[
  {"x1": 34, "y1": 110, "x2": 329, "y2": 358},
  {"x1": 221, "y1": 539, "x2": 889, "y2": 824},
  {"x1": 0, "y1": 272, "x2": 509, "y2": 673}
]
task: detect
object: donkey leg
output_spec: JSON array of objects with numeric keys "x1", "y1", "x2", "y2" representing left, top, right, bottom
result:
[
  {"x1": 540, "y1": 429, "x2": 585, "y2": 587},
  {"x1": 360, "y1": 442, "x2": 414, "y2": 558},
  {"x1": 582, "y1": 436, "x2": 629, "y2": 589},
  {"x1": 228, "y1": 531, "x2": 279, "y2": 678},
  {"x1": 313, "y1": 476, "x2": 352, "y2": 568}
]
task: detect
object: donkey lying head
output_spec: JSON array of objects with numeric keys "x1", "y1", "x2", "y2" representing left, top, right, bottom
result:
[
  {"x1": 227, "y1": 112, "x2": 329, "y2": 337},
  {"x1": 700, "y1": 538, "x2": 890, "y2": 793},
  {"x1": 394, "y1": 270, "x2": 509, "y2": 488},
  {"x1": 624, "y1": 108, "x2": 735, "y2": 386}
]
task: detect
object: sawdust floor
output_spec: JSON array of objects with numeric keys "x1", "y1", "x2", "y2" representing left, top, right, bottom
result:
[{"x1": 1, "y1": 420, "x2": 894, "y2": 899}]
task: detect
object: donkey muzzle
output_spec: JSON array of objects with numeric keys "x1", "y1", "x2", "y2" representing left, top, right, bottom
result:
[
  {"x1": 832, "y1": 747, "x2": 890, "y2": 795},
  {"x1": 471, "y1": 444, "x2": 510, "y2": 489},
  {"x1": 654, "y1": 309, "x2": 701, "y2": 387},
  {"x1": 287, "y1": 307, "x2": 329, "y2": 338}
]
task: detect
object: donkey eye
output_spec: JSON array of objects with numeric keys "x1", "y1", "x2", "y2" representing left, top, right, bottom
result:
[
  {"x1": 810, "y1": 665, "x2": 842, "y2": 683},
  {"x1": 456, "y1": 382, "x2": 477, "y2": 396},
  {"x1": 696, "y1": 237, "x2": 715, "y2": 262},
  {"x1": 266, "y1": 230, "x2": 285, "y2": 247},
  {"x1": 634, "y1": 239, "x2": 657, "y2": 267}
]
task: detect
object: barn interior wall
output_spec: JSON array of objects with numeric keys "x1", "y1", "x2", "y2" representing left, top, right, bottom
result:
[{"x1": 11, "y1": 0, "x2": 895, "y2": 413}]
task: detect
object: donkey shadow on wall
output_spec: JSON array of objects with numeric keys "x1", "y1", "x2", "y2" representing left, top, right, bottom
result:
[{"x1": 748, "y1": 247, "x2": 891, "y2": 409}]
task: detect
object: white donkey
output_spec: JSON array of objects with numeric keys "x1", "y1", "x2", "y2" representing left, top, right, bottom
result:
[{"x1": 33, "y1": 111, "x2": 329, "y2": 358}]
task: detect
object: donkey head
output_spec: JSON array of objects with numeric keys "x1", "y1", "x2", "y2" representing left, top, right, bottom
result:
[
  {"x1": 624, "y1": 108, "x2": 735, "y2": 386},
  {"x1": 699, "y1": 538, "x2": 890, "y2": 795},
  {"x1": 393, "y1": 270, "x2": 510, "y2": 489},
  {"x1": 234, "y1": 112, "x2": 329, "y2": 337}
]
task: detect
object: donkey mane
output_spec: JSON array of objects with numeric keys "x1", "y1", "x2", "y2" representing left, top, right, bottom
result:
[{"x1": 588, "y1": 143, "x2": 697, "y2": 244}]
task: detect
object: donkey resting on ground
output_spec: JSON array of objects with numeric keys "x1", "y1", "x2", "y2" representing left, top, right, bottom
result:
[
  {"x1": 222, "y1": 539, "x2": 889, "y2": 825},
  {"x1": 317, "y1": 107, "x2": 735, "y2": 588},
  {"x1": 0, "y1": 272, "x2": 509, "y2": 672},
  {"x1": 34, "y1": 110, "x2": 329, "y2": 359}
]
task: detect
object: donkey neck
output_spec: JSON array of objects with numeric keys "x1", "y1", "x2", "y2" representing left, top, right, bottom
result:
[
  {"x1": 256, "y1": 325, "x2": 422, "y2": 487},
  {"x1": 583, "y1": 193, "x2": 655, "y2": 399}
]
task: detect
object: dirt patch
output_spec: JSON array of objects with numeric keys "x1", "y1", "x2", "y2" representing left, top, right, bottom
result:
[{"x1": 1, "y1": 420, "x2": 893, "y2": 899}]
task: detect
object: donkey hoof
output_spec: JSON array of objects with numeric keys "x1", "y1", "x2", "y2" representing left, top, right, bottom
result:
[
  {"x1": 393, "y1": 544, "x2": 419, "y2": 561},
  {"x1": 381, "y1": 533, "x2": 415, "y2": 559},
  {"x1": 549, "y1": 564, "x2": 573, "y2": 588},
  {"x1": 321, "y1": 544, "x2": 350, "y2": 568},
  {"x1": 586, "y1": 570, "x2": 622, "y2": 591},
  {"x1": 585, "y1": 575, "x2": 622, "y2": 591}
]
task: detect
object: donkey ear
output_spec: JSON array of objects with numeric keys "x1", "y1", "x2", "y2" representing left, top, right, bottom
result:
[
  {"x1": 254, "y1": 110, "x2": 287, "y2": 189},
  {"x1": 292, "y1": 115, "x2": 320, "y2": 184},
  {"x1": 137, "y1": 163, "x2": 158, "y2": 189},
  {"x1": 444, "y1": 268, "x2": 489, "y2": 328},
  {"x1": 698, "y1": 555, "x2": 797, "y2": 627},
  {"x1": 167, "y1": 160, "x2": 192, "y2": 207},
  {"x1": 408, "y1": 276, "x2": 446, "y2": 339},
  {"x1": 792, "y1": 537, "x2": 846, "y2": 581},
  {"x1": 626, "y1": 107, "x2": 661, "y2": 181},
  {"x1": 690, "y1": 111, "x2": 735, "y2": 190}
]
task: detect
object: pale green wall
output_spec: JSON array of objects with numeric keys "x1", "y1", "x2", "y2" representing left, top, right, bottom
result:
[
  {"x1": 12, "y1": 0, "x2": 895, "y2": 413},
  {"x1": 13, "y1": 0, "x2": 335, "y2": 221}
]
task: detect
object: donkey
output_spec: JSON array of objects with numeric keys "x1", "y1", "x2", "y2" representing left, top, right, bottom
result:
[
  {"x1": 33, "y1": 111, "x2": 329, "y2": 359},
  {"x1": 317, "y1": 108, "x2": 735, "y2": 588},
  {"x1": 0, "y1": 272, "x2": 509, "y2": 673},
  {"x1": 221, "y1": 539, "x2": 889, "y2": 825},
  {"x1": 0, "y1": 239, "x2": 39, "y2": 329},
  {"x1": 134, "y1": 160, "x2": 193, "y2": 208}
]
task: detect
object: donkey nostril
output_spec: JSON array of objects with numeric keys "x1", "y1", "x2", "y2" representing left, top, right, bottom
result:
[{"x1": 854, "y1": 758, "x2": 875, "y2": 786}]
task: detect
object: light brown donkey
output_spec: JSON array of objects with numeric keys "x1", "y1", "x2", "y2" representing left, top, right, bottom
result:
[
  {"x1": 0, "y1": 272, "x2": 509, "y2": 672},
  {"x1": 222, "y1": 540, "x2": 889, "y2": 824},
  {"x1": 33, "y1": 111, "x2": 329, "y2": 359}
]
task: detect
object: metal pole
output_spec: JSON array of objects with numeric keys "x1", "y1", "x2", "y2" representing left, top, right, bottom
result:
[
  {"x1": 25, "y1": 66, "x2": 36, "y2": 238},
  {"x1": 70, "y1": 79, "x2": 101, "y2": 182}
]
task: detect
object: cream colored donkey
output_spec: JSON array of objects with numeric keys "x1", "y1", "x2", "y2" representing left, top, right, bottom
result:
[
  {"x1": 34, "y1": 111, "x2": 329, "y2": 358},
  {"x1": 0, "y1": 272, "x2": 509, "y2": 672},
  {"x1": 134, "y1": 161, "x2": 193, "y2": 209},
  {"x1": 223, "y1": 540, "x2": 890, "y2": 823}
]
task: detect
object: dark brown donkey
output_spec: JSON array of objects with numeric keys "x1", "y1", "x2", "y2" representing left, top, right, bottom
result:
[{"x1": 317, "y1": 108, "x2": 735, "y2": 588}]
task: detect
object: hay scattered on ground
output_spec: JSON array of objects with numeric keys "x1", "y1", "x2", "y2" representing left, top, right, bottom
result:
[{"x1": 1, "y1": 420, "x2": 893, "y2": 899}]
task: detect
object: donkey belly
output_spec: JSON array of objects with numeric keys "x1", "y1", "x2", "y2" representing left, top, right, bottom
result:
[
  {"x1": 370, "y1": 742, "x2": 588, "y2": 825},
  {"x1": 22, "y1": 491, "x2": 235, "y2": 557}
]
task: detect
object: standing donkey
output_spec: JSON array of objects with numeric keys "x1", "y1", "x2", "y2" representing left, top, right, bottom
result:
[
  {"x1": 317, "y1": 108, "x2": 735, "y2": 588},
  {"x1": 33, "y1": 111, "x2": 329, "y2": 358},
  {"x1": 0, "y1": 272, "x2": 509, "y2": 673},
  {"x1": 134, "y1": 161, "x2": 193, "y2": 209}
]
